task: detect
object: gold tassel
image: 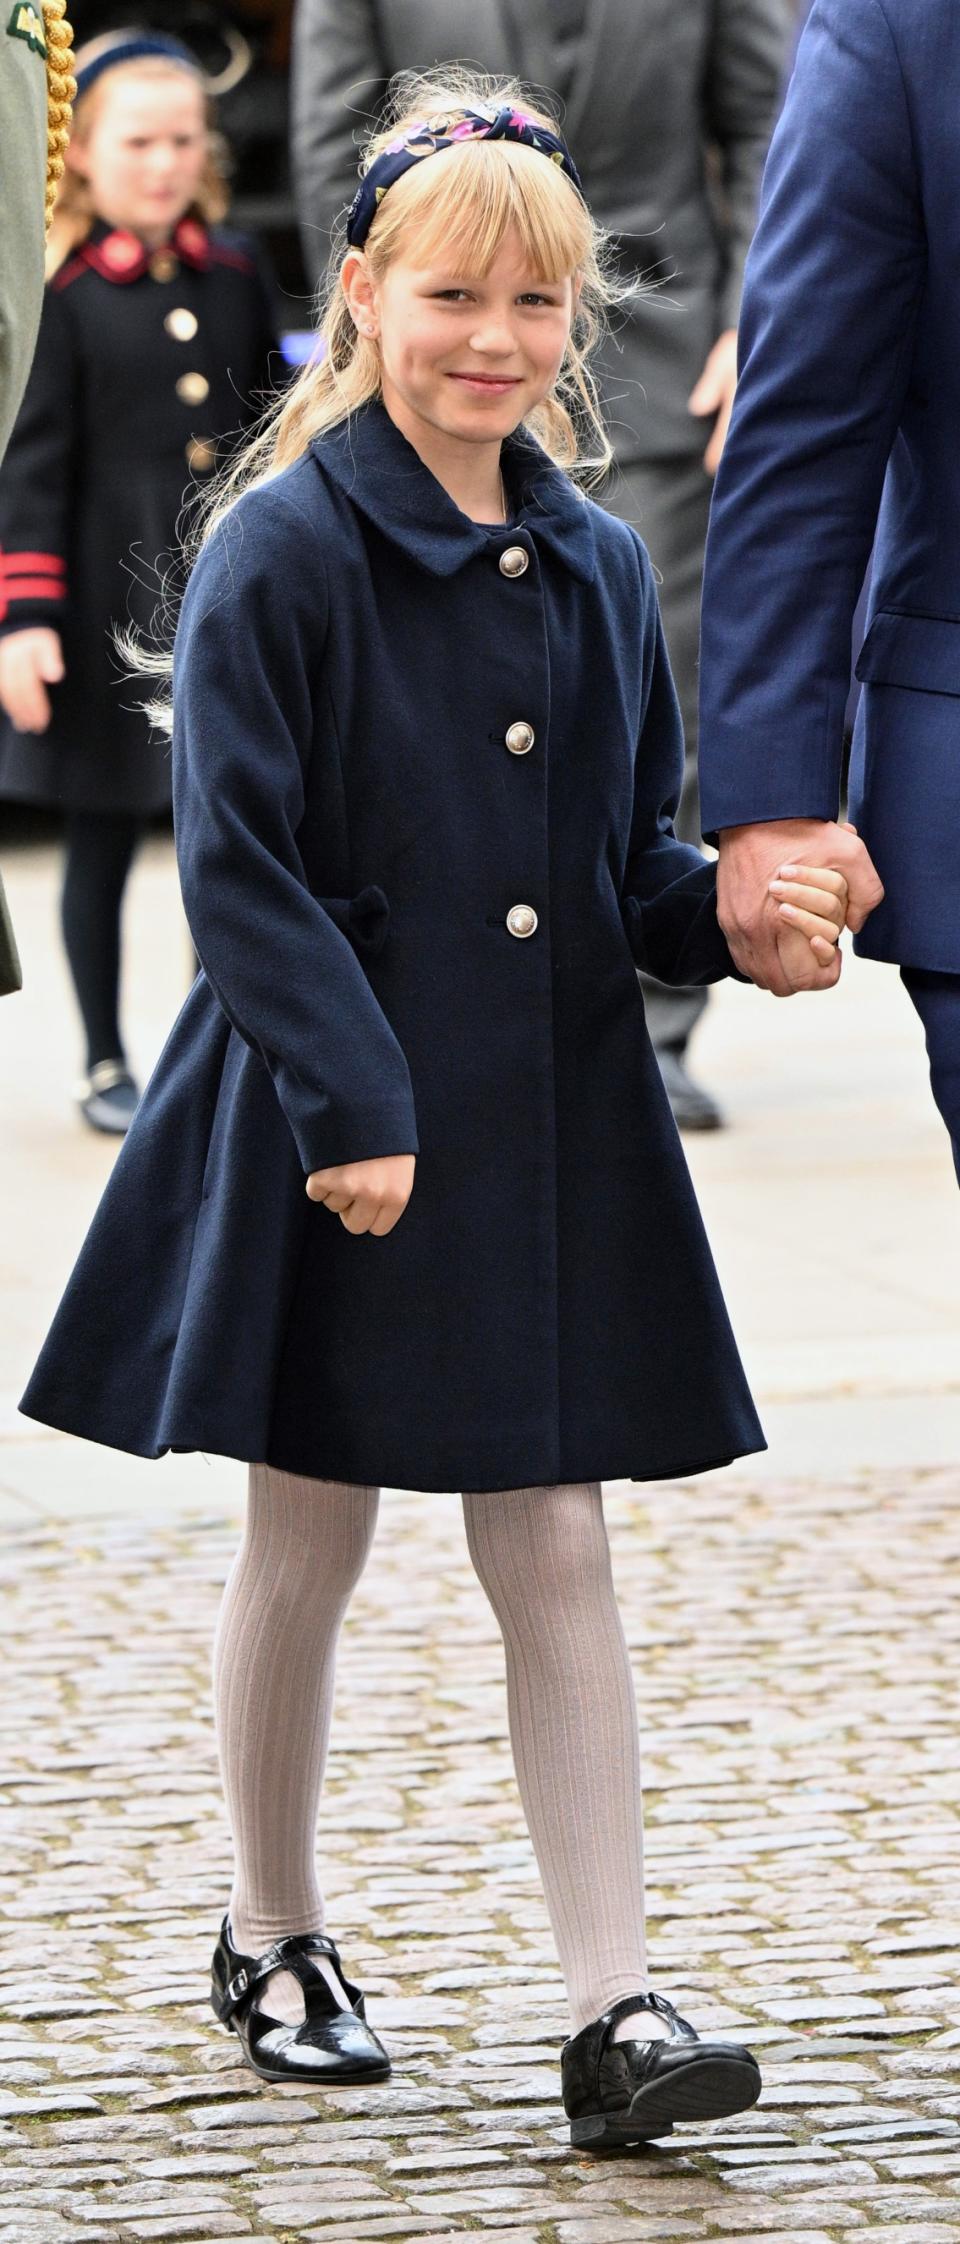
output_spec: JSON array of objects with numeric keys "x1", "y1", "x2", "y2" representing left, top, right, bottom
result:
[{"x1": 42, "y1": 0, "x2": 76, "y2": 236}]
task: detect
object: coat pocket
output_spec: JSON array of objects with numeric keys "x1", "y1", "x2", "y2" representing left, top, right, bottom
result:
[{"x1": 855, "y1": 609, "x2": 960, "y2": 697}]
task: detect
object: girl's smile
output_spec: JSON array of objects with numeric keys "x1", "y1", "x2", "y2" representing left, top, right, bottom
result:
[{"x1": 446, "y1": 371, "x2": 524, "y2": 393}]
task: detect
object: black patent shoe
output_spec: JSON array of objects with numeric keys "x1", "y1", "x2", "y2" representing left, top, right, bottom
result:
[
  {"x1": 210, "y1": 1915, "x2": 391, "y2": 2086},
  {"x1": 561, "y1": 1989, "x2": 761, "y2": 2150}
]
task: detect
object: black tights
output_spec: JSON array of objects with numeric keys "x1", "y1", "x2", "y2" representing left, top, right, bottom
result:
[{"x1": 60, "y1": 810, "x2": 140, "y2": 1072}]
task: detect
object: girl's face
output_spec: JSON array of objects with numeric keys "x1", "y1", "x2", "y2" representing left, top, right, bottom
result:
[
  {"x1": 69, "y1": 71, "x2": 208, "y2": 242},
  {"x1": 350, "y1": 228, "x2": 577, "y2": 453}
]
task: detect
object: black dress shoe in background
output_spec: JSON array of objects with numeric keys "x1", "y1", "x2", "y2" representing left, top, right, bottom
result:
[
  {"x1": 77, "y1": 1059, "x2": 140, "y2": 1135},
  {"x1": 211, "y1": 1916, "x2": 391, "y2": 2086},
  {"x1": 561, "y1": 1989, "x2": 761, "y2": 2150},
  {"x1": 656, "y1": 1046, "x2": 724, "y2": 1132}
]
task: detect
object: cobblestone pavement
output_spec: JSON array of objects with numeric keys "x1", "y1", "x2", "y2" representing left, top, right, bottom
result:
[{"x1": 2, "y1": 1464, "x2": 960, "y2": 2244}]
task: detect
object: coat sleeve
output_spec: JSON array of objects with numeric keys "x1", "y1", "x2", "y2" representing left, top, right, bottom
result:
[
  {"x1": 0, "y1": 286, "x2": 76, "y2": 637},
  {"x1": 703, "y1": 0, "x2": 793, "y2": 333},
  {"x1": 172, "y1": 485, "x2": 419, "y2": 1174},
  {"x1": 290, "y1": 0, "x2": 387, "y2": 286},
  {"x1": 620, "y1": 535, "x2": 741, "y2": 987},
  {"x1": 698, "y1": 0, "x2": 925, "y2": 840}
]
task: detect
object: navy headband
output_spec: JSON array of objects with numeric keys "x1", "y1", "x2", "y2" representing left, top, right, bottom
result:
[
  {"x1": 346, "y1": 103, "x2": 585, "y2": 250},
  {"x1": 74, "y1": 34, "x2": 200, "y2": 101}
]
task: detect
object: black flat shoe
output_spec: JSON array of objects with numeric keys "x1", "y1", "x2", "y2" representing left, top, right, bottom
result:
[
  {"x1": 210, "y1": 1915, "x2": 391, "y2": 2086},
  {"x1": 561, "y1": 1988, "x2": 761, "y2": 2150},
  {"x1": 76, "y1": 1059, "x2": 140, "y2": 1135}
]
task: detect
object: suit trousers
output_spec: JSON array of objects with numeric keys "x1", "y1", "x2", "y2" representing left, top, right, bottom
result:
[
  {"x1": 900, "y1": 966, "x2": 960, "y2": 1185},
  {"x1": 606, "y1": 452, "x2": 714, "y2": 1054}
]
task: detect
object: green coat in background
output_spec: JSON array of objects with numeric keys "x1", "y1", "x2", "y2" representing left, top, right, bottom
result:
[
  {"x1": 0, "y1": 3, "x2": 48, "y2": 458},
  {"x1": 0, "y1": 0, "x2": 50, "y2": 991}
]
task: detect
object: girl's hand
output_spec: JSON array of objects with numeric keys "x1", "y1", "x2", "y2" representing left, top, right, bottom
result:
[
  {"x1": 0, "y1": 629, "x2": 65, "y2": 733},
  {"x1": 306, "y1": 1153, "x2": 415, "y2": 1236},
  {"x1": 769, "y1": 863, "x2": 849, "y2": 992}
]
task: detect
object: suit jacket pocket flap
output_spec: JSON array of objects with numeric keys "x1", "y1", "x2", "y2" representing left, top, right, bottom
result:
[{"x1": 855, "y1": 609, "x2": 960, "y2": 696}]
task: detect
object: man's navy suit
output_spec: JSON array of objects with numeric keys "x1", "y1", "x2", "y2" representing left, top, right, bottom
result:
[{"x1": 698, "y1": 0, "x2": 960, "y2": 1175}]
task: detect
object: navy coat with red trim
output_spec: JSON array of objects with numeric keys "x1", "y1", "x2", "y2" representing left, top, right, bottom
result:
[
  {"x1": 20, "y1": 401, "x2": 766, "y2": 1493},
  {"x1": 0, "y1": 217, "x2": 278, "y2": 815}
]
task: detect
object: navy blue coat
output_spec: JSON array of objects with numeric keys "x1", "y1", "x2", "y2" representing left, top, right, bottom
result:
[
  {"x1": 699, "y1": 0, "x2": 960, "y2": 972},
  {"x1": 21, "y1": 402, "x2": 764, "y2": 1491}
]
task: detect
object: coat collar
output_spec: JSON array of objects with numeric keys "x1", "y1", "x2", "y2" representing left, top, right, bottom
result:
[
  {"x1": 311, "y1": 400, "x2": 597, "y2": 584},
  {"x1": 81, "y1": 216, "x2": 210, "y2": 283}
]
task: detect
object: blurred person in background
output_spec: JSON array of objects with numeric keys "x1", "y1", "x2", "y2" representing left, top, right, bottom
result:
[
  {"x1": 0, "y1": 0, "x2": 75, "y2": 1000},
  {"x1": 0, "y1": 28, "x2": 278, "y2": 1129},
  {"x1": 291, "y1": 0, "x2": 793, "y2": 1131}
]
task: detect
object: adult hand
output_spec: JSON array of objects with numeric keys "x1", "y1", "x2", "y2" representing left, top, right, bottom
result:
[
  {"x1": 717, "y1": 819, "x2": 885, "y2": 995},
  {"x1": 0, "y1": 627, "x2": 64, "y2": 732},
  {"x1": 688, "y1": 328, "x2": 739, "y2": 476},
  {"x1": 306, "y1": 1152, "x2": 415, "y2": 1236}
]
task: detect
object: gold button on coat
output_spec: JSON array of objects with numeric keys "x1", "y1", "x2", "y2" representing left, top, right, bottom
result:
[
  {"x1": 505, "y1": 721, "x2": 535, "y2": 756},
  {"x1": 499, "y1": 545, "x2": 529, "y2": 578},
  {"x1": 165, "y1": 308, "x2": 198, "y2": 342},
  {"x1": 177, "y1": 372, "x2": 210, "y2": 405},
  {"x1": 506, "y1": 904, "x2": 538, "y2": 939},
  {"x1": 149, "y1": 250, "x2": 178, "y2": 283}
]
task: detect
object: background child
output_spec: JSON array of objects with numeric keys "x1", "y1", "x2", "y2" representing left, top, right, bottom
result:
[
  {"x1": 0, "y1": 27, "x2": 278, "y2": 1131},
  {"x1": 20, "y1": 73, "x2": 855, "y2": 2150}
]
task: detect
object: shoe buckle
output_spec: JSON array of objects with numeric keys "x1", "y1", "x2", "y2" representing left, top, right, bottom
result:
[{"x1": 226, "y1": 1968, "x2": 249, "y2": 2005}]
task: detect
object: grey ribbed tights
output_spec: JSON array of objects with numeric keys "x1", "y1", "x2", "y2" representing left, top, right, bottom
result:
[{"x1": 213, "y1": 1465, "x2": 649, "y2": 2037}]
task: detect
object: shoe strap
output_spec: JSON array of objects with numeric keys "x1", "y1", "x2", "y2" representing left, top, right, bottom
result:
[
  {"x1": 87, "y1": 1058, "x2": 134, "y2": 1096},
  {"x1": 217, "y1": 1931, "x2": 343, "y2": 2024},
  {"x1": 602, "y1": 1988, "x2": 696, "y2": 2047}
]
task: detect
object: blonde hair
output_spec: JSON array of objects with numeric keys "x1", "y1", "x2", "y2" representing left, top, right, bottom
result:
[
  {"x1": 43, "y1": 1, "x2": 76, "y2": 236},
  {"x1": 130, "y1": 68, "x2": 630, "y2": 728},
  {"x1": 46, "y1": 43, "x2": 228, "y2": 274}
]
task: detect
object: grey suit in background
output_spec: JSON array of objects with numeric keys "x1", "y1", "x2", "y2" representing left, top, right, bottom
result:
[{"x1": 291, "y1": 0, "x2": 790, "y2": 1074}]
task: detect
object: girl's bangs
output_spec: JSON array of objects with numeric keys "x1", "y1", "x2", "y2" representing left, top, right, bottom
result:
[{"x1": 375, "y1": 140, "x2": 591, "y2": 279}]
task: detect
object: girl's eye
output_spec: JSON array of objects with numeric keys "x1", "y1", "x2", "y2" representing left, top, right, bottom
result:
[
  {"x1": 519, "y1": 293, "x2": 557, "y2": 307},
  {"x1": 432, "y1": 290, "x2": 471, "y2": 302}
]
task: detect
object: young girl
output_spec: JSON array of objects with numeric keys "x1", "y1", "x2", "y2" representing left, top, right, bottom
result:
[
  {"x1": 20, "y1": 74, "x2": 853, "y2": 2151},
  {"x1": 0, "y1": 29, "x2": 277, "y2": 1132}
]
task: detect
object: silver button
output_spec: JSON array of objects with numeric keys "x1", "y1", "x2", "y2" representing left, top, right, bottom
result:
[
  {"x1": 506, "y1": 904, "x2": 538, "y2": 939},
  {"x1": 499, "y1": 544, "x2": 529, "y2": 578},
  {"x1": 505, "y1": 721, "x2": 535, "y2": 756},
  {"x1": 177, "y1": 371, "x2": 210, "y2": 405},
  {"x1": 165, "y1": 307, "x2": 198, "y2": 342}
]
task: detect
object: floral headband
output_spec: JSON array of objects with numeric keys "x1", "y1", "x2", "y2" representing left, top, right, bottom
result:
[{"x1": 346, "y1": 104, "x2": 586, "y2": 250}]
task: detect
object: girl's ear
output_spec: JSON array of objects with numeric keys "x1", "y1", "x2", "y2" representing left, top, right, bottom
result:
[
  {"x1": 65, "y1": 131, "x2": 90, "y2": 181},
  {"x1": 340, "y1": 251, "x2": 380, "y2": 342}
]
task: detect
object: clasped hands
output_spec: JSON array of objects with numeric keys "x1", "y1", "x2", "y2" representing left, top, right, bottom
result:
[{"x1": 719, "y1": 817, "x2": 885, "y2": 997}]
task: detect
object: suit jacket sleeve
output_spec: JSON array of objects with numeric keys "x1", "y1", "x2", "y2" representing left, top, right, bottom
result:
[
  {"x1": 620, "y1": 535, "x2": 740, "y2": 987},
  {"x1": 291, "y1": 0, "x2": 387, "y2": 286},
  {"x1": 173, "y1": 485, "x2": 419, "y2": 1174},
  {"x1": 0, "y1": 286, "x2": 77, "y2": 636},
  {"x1": 704, "y1": 0, "x2": 792, "y2": 333},
  {"x1": 698, "y1": 0, "x2": 925, "y2": 839}
]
